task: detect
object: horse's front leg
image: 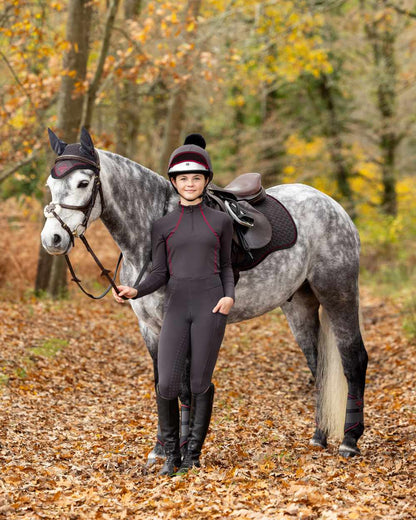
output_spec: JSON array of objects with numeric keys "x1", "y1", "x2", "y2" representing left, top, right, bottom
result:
[
  {"x1": 179, "y1": 357, "x2": 191, "y2": 455},
  {"x1": 137, "y1": 321, "x2": 164, "y2": 466}
]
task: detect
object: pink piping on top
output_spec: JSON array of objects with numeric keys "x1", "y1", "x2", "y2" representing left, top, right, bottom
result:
[
  {"x1": 166, "y1": 205, "x2": 184, "y2": 274},
  {"x1": 200, "y1": 206, "x2": 220, "y2": 273}
]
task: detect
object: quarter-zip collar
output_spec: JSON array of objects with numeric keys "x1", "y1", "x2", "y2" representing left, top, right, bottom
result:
[{"x1": 177, "y1": 199, "x2": 206, "y2": 213}]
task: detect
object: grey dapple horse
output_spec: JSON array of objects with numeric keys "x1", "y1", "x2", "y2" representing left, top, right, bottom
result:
[{"x1": 41, "y1": 129, "x2": 368, "y2": 460}]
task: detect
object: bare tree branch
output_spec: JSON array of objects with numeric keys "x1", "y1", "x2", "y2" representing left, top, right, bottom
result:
[
  {"x1": 0, "y1": 4, "x2": 14, "y2": 27},
  {"x1": 0, "y1": 51, "x2": 34, "y2": 108},
  {"x1": 0, "y1": 153, "x2": 38, "y2": 184},
  {"x1": 385, "y1": 1, "x2": 416, "y2": 18},
  {"x1": 81, "y1": 0, "x2": 121, "y2": 129}
]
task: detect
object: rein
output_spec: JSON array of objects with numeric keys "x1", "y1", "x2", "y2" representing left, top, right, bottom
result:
[{"x1": 45, "y1": 153, "x2": 171, "y2": 300}]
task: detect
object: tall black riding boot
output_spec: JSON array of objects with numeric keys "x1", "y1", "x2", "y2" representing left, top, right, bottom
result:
[
  {"x1": 156, "y1": 387, "x2": 181, "y2": 476},
  {"x1": 178, "y1": 383, "x2": 215, "y2": 474}
]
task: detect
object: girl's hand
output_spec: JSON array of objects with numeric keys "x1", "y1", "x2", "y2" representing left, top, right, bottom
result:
[
  {"x1": 112, "y1": 285, "x2": 138, "y2": 303},
  {"x1": 212, "y1": 296, "x2": 234, "y2": 315}
]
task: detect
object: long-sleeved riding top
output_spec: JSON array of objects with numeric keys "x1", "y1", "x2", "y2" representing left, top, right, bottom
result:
[{"x1": 133, "y1": 199, "x2": 235, "y2": 300}]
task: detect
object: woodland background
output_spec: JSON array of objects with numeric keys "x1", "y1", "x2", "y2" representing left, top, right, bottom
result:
[{"x1": 0, "y1": 0, "x2": 415, "y2": 519}]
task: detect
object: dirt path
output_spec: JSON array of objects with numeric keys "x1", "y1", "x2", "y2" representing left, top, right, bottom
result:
[{"x1": 0, "y1": 290, "x2": 415, "y2": 519}]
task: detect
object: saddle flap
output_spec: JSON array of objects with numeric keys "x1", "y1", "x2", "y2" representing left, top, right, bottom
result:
[
  {"x1": 237, "y1": 201, "x2": 272, "y2": 249},
  {"x1": 205, "y1": 192, "x2": 272, "y2": 249}
]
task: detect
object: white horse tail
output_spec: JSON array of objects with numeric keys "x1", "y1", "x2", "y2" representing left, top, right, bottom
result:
[{"x1": 317, "y1": 308, "x2": 348, "y2": 439}]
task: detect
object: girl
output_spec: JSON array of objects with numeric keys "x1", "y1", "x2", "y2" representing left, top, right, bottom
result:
[{"x1": 113, "y1": 134, "x2": 235, "y2": 476}]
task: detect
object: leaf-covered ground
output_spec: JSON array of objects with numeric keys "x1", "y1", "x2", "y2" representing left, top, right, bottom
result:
[{"x1": 0, "y1": 289, "x2": 415, "y2": 519}]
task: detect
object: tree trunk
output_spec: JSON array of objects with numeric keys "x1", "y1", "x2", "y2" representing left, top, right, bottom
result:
[
  {"x1": 159, "y1": 0, "x2": 202, "y2": 174},
  {"x1": 159, "y1": 89, "x2": 188, "y2": 174},
  {"x1": 256, "y1": 87, "x2": 286, "y2": 187},
  {"x1": 35, "y1": 0, "x2": 93, "y2": 298},
  {"x1": 364, "y1": 0, "x2": 398, "y2": 216},
  {"x1": 378, "y1": 28, "x2": 398, "y2": 216},
  {"x1": 35, "y1": 192, "x2": 53, "y2": 296},
  {"x1": 59, "y1": 0, "x2": 93, "y2": 142},
  {"x1": 115, "y1": 0, "x2": 142, "y2": 159},
  {"x1": 230, "y1": 86, "x2": 244, "y2": 175},
  {"x1": 318, "y1": 73, "x2": 356, "y2": 219}
]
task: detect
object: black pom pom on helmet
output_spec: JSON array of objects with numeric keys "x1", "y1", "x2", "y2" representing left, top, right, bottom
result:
[{"x1": 184, "y1": 133, "x2": 206, "y2": 149}]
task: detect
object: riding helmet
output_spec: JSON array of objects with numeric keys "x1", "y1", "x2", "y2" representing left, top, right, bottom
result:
[{"x1": 167, "y1": 134, "x2": 213, "y2": 184}]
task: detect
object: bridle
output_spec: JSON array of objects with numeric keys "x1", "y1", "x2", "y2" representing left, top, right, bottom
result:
[
  {"x1": 44, "y1": 153, "x2": 151, "y2": 300},
  {"x1": 45, "y1": 169, "x2": 104, "y2": 249}
]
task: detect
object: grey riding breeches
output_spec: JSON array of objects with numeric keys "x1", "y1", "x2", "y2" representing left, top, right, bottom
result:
[{"x1": 157, "y1": 274, "x2": 228, "y2": 399}]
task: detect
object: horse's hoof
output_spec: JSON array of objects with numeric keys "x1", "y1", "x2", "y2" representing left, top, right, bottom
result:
[
  {"x1": 309, "y1": 437, "x2": 327, "y2": 449},
  {"x1": 339, "y1": 443, "x2": 361, "y2": 458},
  {"x1": 146, "y1": 447, "x2": 165, "y2": 467},
  {"x1": 145, "y1": 452, "x2": 158, "y2": 467},
  {"x1": 310, "y1": 429, "x2": 327, "y2": 449}
]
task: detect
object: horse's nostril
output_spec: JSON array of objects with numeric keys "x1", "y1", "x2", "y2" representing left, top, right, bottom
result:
[{"x1": 53, "y1": 234, "x2": 62, "y2": 245}]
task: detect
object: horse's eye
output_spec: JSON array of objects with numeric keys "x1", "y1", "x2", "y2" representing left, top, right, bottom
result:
[{"x1": 78, "y1": 180, "x2": 89, "y2": 188}]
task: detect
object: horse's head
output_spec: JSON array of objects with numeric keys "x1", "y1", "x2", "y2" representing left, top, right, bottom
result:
[{"x1": 41, "y1": 127, "x2": 104, "y2": 255}]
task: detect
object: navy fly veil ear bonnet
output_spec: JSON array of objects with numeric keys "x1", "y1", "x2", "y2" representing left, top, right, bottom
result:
[{"x1": 48, "y1": 127, "x2": 100, "y2": 178}]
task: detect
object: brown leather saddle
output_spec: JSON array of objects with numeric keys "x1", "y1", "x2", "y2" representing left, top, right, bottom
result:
[
  {"x1": 207, "y1": 173, "x2": 272, "y2": 250},
  {"x1": 206, "y1": 172, "x2": 297, "y2": 284}
]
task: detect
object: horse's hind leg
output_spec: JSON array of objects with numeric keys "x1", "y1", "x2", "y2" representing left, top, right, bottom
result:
[
  {"x1": 281, "y1": 281, "x2": 328, "y2": 448},
  {"x1": 311, "y1": 281, "x2": 368, "y2": 457},
  {"x1": 281, "y1": 280, "x2": 320, "y2": 379},
  {"x1": 138, "y1": 322, "x2": 166, "y2": 466}
]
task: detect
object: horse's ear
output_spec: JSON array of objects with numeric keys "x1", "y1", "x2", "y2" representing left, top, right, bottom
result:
[
  {"x1": 80, "y1": 127, "x2": 95, "y2": 156},
  {"x1": 48, "y1": 128, "x2": 67, "y2": 155}
]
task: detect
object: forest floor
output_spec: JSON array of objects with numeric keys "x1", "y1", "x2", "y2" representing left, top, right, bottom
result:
[{"x1": 0, "y1": 286, "x2": 415, "y2": 519}]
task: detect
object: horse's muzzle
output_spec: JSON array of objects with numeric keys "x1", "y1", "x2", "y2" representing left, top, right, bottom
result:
[{"x1": 41, "y1": 228, "x2": 72, "y2": 255}]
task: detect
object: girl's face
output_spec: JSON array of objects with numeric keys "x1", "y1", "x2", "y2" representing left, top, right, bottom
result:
[{"x1": 172, "y1": 173, "x2": 209, "y2": 202}]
